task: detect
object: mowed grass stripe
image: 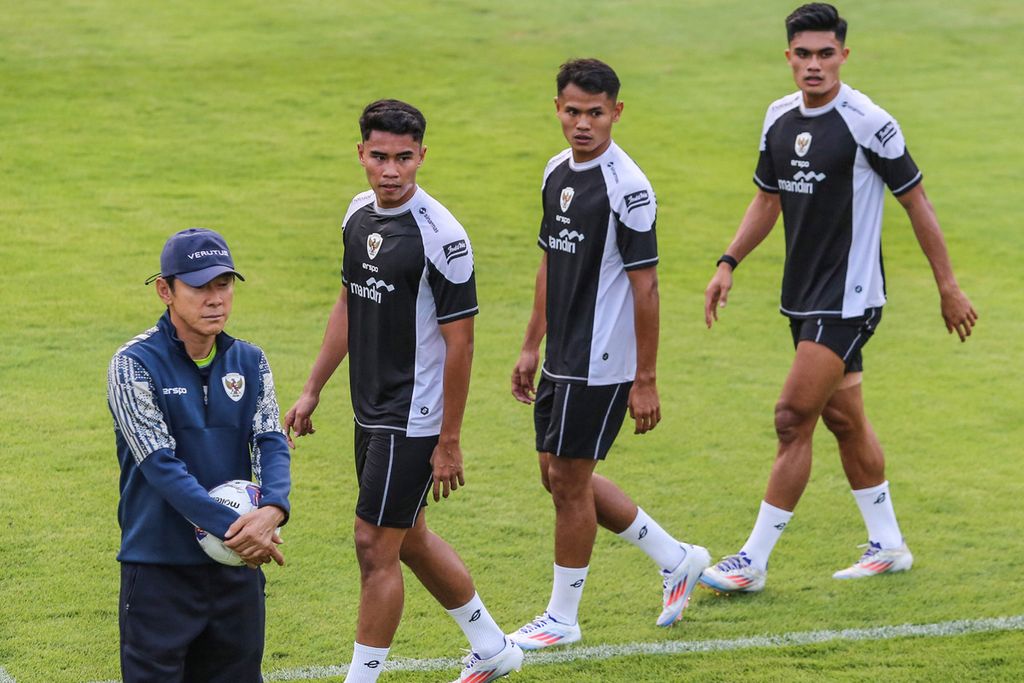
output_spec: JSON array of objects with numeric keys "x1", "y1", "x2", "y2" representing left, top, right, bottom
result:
[{"x1": 232, "y1": 615, "x2": 1023, "y2": 681}]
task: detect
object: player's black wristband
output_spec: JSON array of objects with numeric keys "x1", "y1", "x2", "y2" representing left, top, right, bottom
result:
[{"x1": 717, "y1": 254, "x2": 739, "y2": 270}]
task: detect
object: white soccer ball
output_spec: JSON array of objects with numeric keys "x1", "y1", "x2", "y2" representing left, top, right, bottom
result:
[{"x1": 195, "y1": 479, "x2": 261, "y2": 566}]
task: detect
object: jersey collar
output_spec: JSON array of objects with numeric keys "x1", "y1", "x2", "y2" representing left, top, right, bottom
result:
[
  {"x1": 568, "y1": 141, "x2": 618, "y2": 172},
  {"x1": 799, "y1": 83, "x2": 850, "y2": 117},
  {"x1": 373, "y1": 186, "x2": 422, "y2": 216}
]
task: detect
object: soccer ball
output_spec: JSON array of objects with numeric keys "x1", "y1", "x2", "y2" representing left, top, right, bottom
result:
[{"x1": 195, "y1": 479, "x2": 261, "y2": 566}]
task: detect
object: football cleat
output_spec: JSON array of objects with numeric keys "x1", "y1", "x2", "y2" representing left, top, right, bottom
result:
[
  {"x1": 698, "y1": 551, "x2": 766, "y2": 594},
  {"x1": 833, "y1": 541, "x2": 913, "y2": 579},
  {"x1": 451, "y1": 637, "x2": 524, "y2": 683},
  {"x1": 657, "y1": 543, "x2": 711, "y2": 627},
  {"x1": 508, "y1": 612, "x2": 581, "y2": 651}
]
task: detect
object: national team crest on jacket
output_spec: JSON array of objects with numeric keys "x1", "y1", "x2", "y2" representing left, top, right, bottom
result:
[
  {"x1": 367, "y1": 232, "x2": 383, "y2": 260},
  {"x1": 222, "y1": 373, "x2": 245, "y2": 402},
  {"x1": 795, "y1": 132, "x2": 812, "y2": 157},
  {"x1": 560, "y1": 187, "x2": 574, "y2": 212}
]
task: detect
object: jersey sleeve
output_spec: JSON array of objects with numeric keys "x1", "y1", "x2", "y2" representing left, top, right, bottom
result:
[
  {"x1": 538, "y1": 150, "x2": 570, "y2": 252},
  {"x1": 250, "y1": 350, "x2": 291, "y2": 522},
  {"x1": 861, "y1": 117, "x2": 922, "y2": 196},
  {"x1": 613, "y1": 183, "x2": 658, "y2": 270},
  {"x1": 754, "y1": 105, "x2": 780, "y2": 193},
  {"x1": 425, "y1": 227, "x2": 479, "y2": 324},
  {"x1": 107, "y1": 354, "x2": 238, "y2": 538},
  {"x1": 538, "y1": 187, "x2": 550, "y2": 252},
  {"x1": 341, "y1": 190, "x2": 375, "y2": 284}
]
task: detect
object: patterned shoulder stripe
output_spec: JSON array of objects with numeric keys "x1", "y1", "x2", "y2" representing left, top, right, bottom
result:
[{"x1": 116, "y1": 326, "x2": 158, "y2": 354}]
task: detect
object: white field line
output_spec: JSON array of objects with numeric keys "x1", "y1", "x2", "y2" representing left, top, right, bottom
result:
[
  {"x1": 0, "y1": 668, "x2": 16, "y2": 683},
  {"x1": 77, "y1": 614, "x2": 1024, "y2": 683},
  {"x1": 262, "y1": 614, "x2": 1024, "y2": 681}
]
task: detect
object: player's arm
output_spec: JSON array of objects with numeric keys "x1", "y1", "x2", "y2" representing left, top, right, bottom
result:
[
  {"x1": 704, "y1": 189, "x2": 781, "y2": 328},
  {"x1": 627, "y1": 266, "x2": 661, "y2": 434},
  {"x1": 225, "y1": 352, "x2": 291, "y2": 567},
  {"x1": 284, "y1": 286, "x2": 350, "y2": 446},
  {"x1": 432, "y1": 316, "x2": 474, "y2": 501},
  {"x1": 107, "y1": 356, "x2": 239, "y2": 539},
  {"x1": 511, "y1": 253, "x2": 547, "y2": 404},
  {"x1": 896, "y1": 183, "x2": 978, "y2": 341}
]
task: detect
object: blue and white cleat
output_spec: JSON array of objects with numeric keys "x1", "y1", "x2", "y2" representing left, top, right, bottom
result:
[
  {"x1": 508, "y1": 612, "x2": 581, "y2": 651},
  {"x1": 833, "y1": 541, "x2": 913, "y2": 579},
  {"x1": 699, "y1": 551, "x2": 766, "y2": 594},
  {"x1": 657, "y1": 543, "x2": 711, "y2": 626},
  {"x1": 451, "y1": 637, "x2": 524, "y2": 683}
]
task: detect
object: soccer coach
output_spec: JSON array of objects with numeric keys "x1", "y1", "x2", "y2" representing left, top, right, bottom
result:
[{"x1": 107, "y1": 228, "x2": 291, "y2": 682}]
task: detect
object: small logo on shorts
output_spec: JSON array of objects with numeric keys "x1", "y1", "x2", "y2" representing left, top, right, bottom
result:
[{"x1": 420, "y1": 406, "x2": 429, "y2": 415}]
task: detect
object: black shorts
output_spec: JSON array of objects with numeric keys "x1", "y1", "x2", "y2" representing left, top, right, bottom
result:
[
  {"x1": 354, "y1": 424, "x2": 435, "y2": 528},
  {"x1": 789, "y1": 307, "x2": 882, "y2": 373},
  {"x1": 534, "y1": 377, "x2": 631, "y2": 460}
]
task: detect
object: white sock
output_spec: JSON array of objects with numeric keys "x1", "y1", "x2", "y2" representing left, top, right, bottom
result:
[
  {"x1": 344, "y1": 642, "x2": 389, "y2": 683},
  {"x1": 446, "y1": 592, "x2": 506, "y2": 660},
  {"x1": 739, "y1": 500, "x2": 794, "y2": 571},
  {"x1": 546, "y1": 564, "x2": 588, "y2": 625},
  {"x1": 617, "y1": 506, "x2": 686, "y2": 572},
  {"x1": 852, "y1": 480, "x2": 903, "y2": 549}
]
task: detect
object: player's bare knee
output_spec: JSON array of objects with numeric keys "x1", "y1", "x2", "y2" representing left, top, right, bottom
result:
[
  {"x1": 774, "y1": 401, "x2": 812, "y2": 444},
  {"x1": 353, "y1": 526, "x2": 395, "y2": 572},
  {"x1": 821, "y1": 404, "x2": 856, "y2": 440},
  {"x1": 546, "y1": 468, "x2": 587, "y2": 508}
]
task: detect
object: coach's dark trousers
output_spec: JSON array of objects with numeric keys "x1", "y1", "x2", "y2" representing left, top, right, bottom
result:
[{"x1": 119, "y1": 562, "x2": 266, "y2": 683}]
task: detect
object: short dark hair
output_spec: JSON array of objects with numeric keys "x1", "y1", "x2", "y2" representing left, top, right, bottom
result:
[
  {"x1": 359, "y1": 99, "x2": 426, "y2": 143},
  {"x1": 786, "y1": 3, "x2": 847, "y2": 43},
  {"x1": 556, "y1": 58, "x2": 620, "y2": 101}
]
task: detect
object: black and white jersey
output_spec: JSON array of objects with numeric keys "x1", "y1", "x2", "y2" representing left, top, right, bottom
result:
[
  {"x1": 754, "y1": 83, "x2": 922, "y2": 318},
  {"x1": 341, "y1": 187, "x2": 478, "y2": 436},
  {"x1": 538, "y1": 141, "x2": 658, "y2": 386}
]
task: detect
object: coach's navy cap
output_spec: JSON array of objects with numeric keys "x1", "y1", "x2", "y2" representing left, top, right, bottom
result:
[{"x1": 149, "y1": 228, "x2": 245, "y2": 287}]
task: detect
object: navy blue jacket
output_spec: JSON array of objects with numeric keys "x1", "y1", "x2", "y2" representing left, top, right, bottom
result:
[{"x1": 108, "y1": 311, "x2": 291, "y2": 564}]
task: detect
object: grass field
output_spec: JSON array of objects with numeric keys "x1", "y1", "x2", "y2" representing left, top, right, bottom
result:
[{"x1": 2, "y1": 1, "x2": 1023, "y2": 681}]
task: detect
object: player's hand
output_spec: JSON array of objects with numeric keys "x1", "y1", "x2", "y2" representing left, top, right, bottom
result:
[
  {"x1": 940, "y1": 287, "x2": 978, "y2": 342},
  {"x1": 224, "y1": 505, "x2": 286, "y2": 567},
  {"x1": 284, "y1": 392, "x2": 320, "y2": 448},
  {"x1": 511, "y1": 349, "x2": 540, "y2": 404},
  {"x1": 704, "y1": 267, "x2": 734, "y2": 328},
  {"x1": 628, "y1": 379, "x2": 661, "y2": 434},
  {"x1": 430, "y1": 438, "x2": 465, "y2": 501}
]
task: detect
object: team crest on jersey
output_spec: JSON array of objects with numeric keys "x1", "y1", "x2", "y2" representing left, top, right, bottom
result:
[
  {"x1": 366, "y1": 232, "x2": 383, "y2": 260},
  {"x1": 795, "y1": 132, "x2": 812, "y2": 157},
  {"x1": 222, "y1": 373, "x2": 245, "y2": 402},
  {"x1": 560, "y1": 187, "x2": 575, "y2": 212}
]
